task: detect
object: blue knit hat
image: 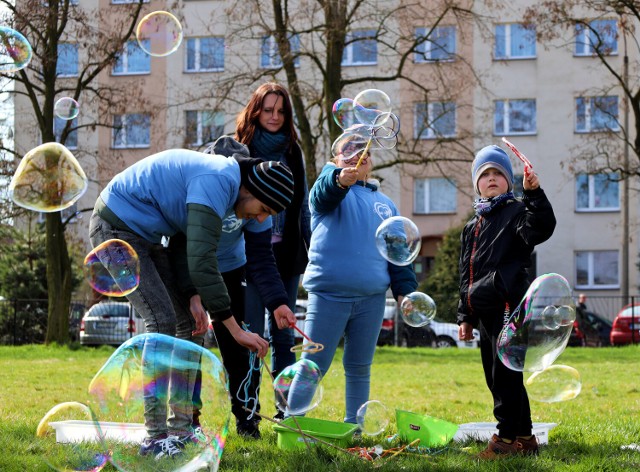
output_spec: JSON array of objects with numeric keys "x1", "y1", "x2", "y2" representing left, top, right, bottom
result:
[{"x1": 471, "y1": 145, "x2": 514, "y2": 196}]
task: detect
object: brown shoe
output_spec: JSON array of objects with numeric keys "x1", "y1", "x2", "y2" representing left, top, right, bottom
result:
[
  {"x1": 477, "y1": 434, "x2": 521, "y2": 459},
  {"x1": 516, "y1": 435, "x2": 539, "y2": 455}
]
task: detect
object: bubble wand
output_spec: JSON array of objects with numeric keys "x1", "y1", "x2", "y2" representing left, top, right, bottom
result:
[
  {"x1": 289, "y1": 323, "x2": 324, "y2": 353},
  {"x1": 354, "y1": 137, "x2": 373, "y2": 169},
  {"x1": 501, "y1": 137, "x2": 533, "y2": 174}
]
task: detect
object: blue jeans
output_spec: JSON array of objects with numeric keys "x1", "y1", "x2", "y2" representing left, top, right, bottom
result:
[
  {"x1": 287, "y1": 292, "x2": 386, "y2": 423},
  {"x1": 245, "y1": 276, "x2": 299, "y2": 374},
  {"x1": 89, "y1": 212, "x2": 198, "y2": 438}
]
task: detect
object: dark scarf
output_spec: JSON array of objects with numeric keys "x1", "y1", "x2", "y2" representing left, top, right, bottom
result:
[
  {"x1": 251, "y1": 127, "x2": 289, "y2": 164},
  {"x1": 473, "y1": 192, "x2": 516, "y2": 216}
]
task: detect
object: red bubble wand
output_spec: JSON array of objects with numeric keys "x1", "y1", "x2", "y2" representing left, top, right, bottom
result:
[
  {"x1": 501, "y1": 137, "x2": 533, "y2": 175},
  {"x1": 289, "y1": 323, "x2": 324, "y2": 353}
]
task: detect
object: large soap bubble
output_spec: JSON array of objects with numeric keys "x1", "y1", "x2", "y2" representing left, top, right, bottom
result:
[
  {"x1": 400, "y1": 292, "x2": 436, "y2": 327},
  {"x1": 136, "y1": 11, "x2": 183, "y2": 57},
  {"x1": 8, "y1": 142, "x2": 88, "y2": 212},
  {"x1": 375, "y1": 216, "x2": 421, "y2": 266},
  {"x1": 37, "y1": 402, "x2": 108, "y2": 472},
  {"x1": 526, "y1": 364, "x2": 582, "y2": 403},
  {"x1": 0, "y1": 26, "x2": 32, "y2": 73},
  {"x1": 356, "y1": 400, "x2": 390, "y2": 436},
  {"x1": 332, "y1": 97, "x2": 355, "y2": 130},
  {"x1": 87, "y1": 333, "x2": 230, "y2": 472},
  {"x1": 54, "y1": 97, "x2": 80, "y2": 120},
  {"x1": 497, "y1": 273, "x2": 575, "y2": 372},
  {"x1": 274, "y1": 359, "x2": 324, "y2": 416},
  {"x1": 83, "y1": 239, "x2": 140, "y2": 297},
  {"x1": 353, "y1": 89, "x2": 392, "y2": 126}
]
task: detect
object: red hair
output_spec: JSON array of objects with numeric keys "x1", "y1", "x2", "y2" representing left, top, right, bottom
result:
[{"x1": 235, "y1": 82, "x2": 298, "y2": 149}]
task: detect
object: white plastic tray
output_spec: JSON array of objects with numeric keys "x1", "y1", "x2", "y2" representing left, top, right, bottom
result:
[
  {"x1": 48, "y1": 420, "x2": 146, "y2": 444},
  {"x1": 453, "y1": 422, "x2": 557, "y2": 445}
]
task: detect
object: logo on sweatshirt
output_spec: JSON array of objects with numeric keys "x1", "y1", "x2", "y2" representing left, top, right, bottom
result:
[
  {"x1": 374, "y1": 202, "x2": 392, "y2": 220},
  {"x1": 222, "y1": 214, "x2": 243, "y2": 233}
]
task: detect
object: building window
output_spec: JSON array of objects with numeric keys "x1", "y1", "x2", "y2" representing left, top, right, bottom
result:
[
  {"x1": 415, "y1": 101, "x2": 456, "y2": 139},
  {"x1": 113, "y1": 40, "x2": 150, "y2": 75},
  {"x1": 415, "y1": 26, "x2": 456, "y2": 62},
  {"x1": 495, "y1": 23, "x2": 536, "y2": 59},
  {"x1": 576, "y1": 96, "x2": 619, "y2": 132},
  {"x1": 186, "y1": 110, "x2": 224, "y2": 146},
  {"x1": 575, "y1": 19, "x2": 618, "y2": 56},
  {"x1": 57, "y1": 43, "x2": 78, "y2": 77},
  {"x1": 494, "y1": 99, "x2": 536, "y2": 135},
  {"x1": 112, "y1": 113, "x2": 150, "y2": 148},
  {"x1": 111, "y1": 0, "x2": 149, "y2": 3},
  {"x1": 54, "y1": 116, "x2": 78, "y2": 149},
  {"x1": 185, "y1": 37, "x2": 224, "y2": 72},
  {"x1": 342, "y1": 29, "x2": 377, "y2": 66},
  {"x1": 414, "y1": 178, "x2": 457, "y2": 214},
  {"x1": 576, "y1": 250, "x2": 618, "y2": 288},
  {"x1": 576, "y1": 173, "x2": 619, "y2": 211},
  {"x1": 261, "y1": 34, "x2": 300, "y2": 69}
]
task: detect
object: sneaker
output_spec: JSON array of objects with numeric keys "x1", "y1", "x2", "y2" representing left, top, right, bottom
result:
[
  {"x1": 477, "y1": 434, "x2": 521, "y2": 460},
  {"x1": 236, "y1": 419, "x2": 261, "y2": 439},
  {"x1": 273, "y1": 410, "x2": 285, "y2": 421},
  {"x1": 516, "y1": 435, "x2": 539, "y2": 456},
  {"x1": 139, "y1": 436, "x2": 184, "y2": 459},
  {"x1": 175, "y1": 426, "x2": 209, "y2": 446}
]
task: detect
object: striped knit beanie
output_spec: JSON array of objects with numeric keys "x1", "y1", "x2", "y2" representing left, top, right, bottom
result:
[{"x1": 242, "y1": 159, "x2": 294, "y2": 213}]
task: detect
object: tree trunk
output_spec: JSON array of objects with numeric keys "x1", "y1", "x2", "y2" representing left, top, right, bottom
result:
[{"x1": 44, "y1": 211, "x2": 72, "y2": 344}]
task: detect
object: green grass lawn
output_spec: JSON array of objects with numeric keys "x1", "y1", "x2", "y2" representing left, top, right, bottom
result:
[{"x1": 1, "y1": 343, "x2": 639, "y2": 471}]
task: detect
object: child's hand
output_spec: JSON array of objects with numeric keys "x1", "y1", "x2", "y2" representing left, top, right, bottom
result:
[
  {"x1": 459, "y1": 322, "x2": 475, "y2": 341},
  {"x1": 523, "y1": 166, "x2": 539, "y2": 191},
  {"x1": 338, "y1": 167, "x2": 359, "y2": 187}
]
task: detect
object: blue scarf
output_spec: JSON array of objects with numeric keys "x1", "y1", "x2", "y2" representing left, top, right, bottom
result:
[
  {"x1": 473, "y1": 192, "x2": 515, "y2": 216},
  {"x1": 251, "y1": 127, "x2": 289, "y2": 164}
]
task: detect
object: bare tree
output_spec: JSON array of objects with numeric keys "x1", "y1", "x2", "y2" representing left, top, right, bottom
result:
[
  {"x1": 524, "y1": 1, "x2": 640, "y2": 181},
  {"x1": 1, "y1": 0, "x2": 147, "y2": 344}
]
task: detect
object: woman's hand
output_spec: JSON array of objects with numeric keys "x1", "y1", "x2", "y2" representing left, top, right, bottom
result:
[
  {"x1": 459, "y1": 322, "x2": 475, "y2": 342},
  {"x1": 273, "y1": 305, "x2": 296, "y2": 329},
  {"x1": 338, "y1": 167, "x2": 359, "y2": 187},
  {"x1": 189, "y1": 294, "x2": 209, "y2": 336}
]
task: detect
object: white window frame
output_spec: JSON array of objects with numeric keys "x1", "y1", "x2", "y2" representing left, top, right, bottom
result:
[
  {"x1": 415, "y1": 26, "x2": 456, "y2": 63},
  {"x1": 185, "y1": 37, "x2": 225, "y2": 72},
  {"x1": 260, "y1": 34, "x2": 300, "y2": 69},
  {"x1": 57, "y1": 43, "x2": 79, "y2": 77},
  {"x1": 111, "y1": 0, "x2": 149, "y2": 3},
  {"x1": 575, "y1": 250, "x2": 619, "y2": 289},
  {"x1": 112, "y1": 113, "x2": 150, "y2": 149},
  {"x1": 575, "y1": 173, "x2": 620, "y2": 212},
  {"x1": 342, "y1": 29, "x2": 377, "y2": 66},
  {"x1": 575, "y1": 19, "x2": 618, "y2": 56},
  {"x1": 494, "y1": 23, "x2": 536, "y2": 59},
  {"x1": 186, "y1": 110, "x2": 224, "y2": 147},
  {"x1": 494, "y1": 99, "x2": 537, "y2": 136},
  {"x1": 414, "y1": 101, "x2": 456, "y2": 139},
  {"x1": 414, "y1": 178, "x2": 457, "y2": 214},
  {"x1": 112, "y1": 40, "x2": 151, "y2": 76},
  {"x1": 575, "y1": 96, "x2": 620, "y2": 132}
]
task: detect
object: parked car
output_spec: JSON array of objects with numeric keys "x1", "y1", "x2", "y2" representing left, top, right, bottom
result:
[
  {"x1": 400, "y1": 318, "x2": 480, "y2": 348},
  {"x1": 377, "y1": 298, "x2": 401, "y2": 346},
  {"x1": 610, "y1": 304, "x2": 640, "y2": 346},
  {"x1": 568, "y1": 310, "x2": 612, "y2": 347},
  {"x1": 79, "y1": 301, "x2": 146, "y2": 346}
]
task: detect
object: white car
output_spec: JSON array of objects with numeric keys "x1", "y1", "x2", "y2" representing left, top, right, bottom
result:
[{"x1": 400, "y1": 317, "x2": 480, "y2": 348}]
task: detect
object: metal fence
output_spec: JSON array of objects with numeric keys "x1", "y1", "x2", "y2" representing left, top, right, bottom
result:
[{"x1": 0, "y1": 299, "x2": 86, "y2": 346}]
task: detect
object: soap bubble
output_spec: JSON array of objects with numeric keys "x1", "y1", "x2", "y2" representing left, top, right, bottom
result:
[
  {"x1": 87, "y1": 333, "x2": 230, "y2": 472},
  {"x1": 0, "y1": 26, "x2": 32, "y2": 73},
  {"x1": 497, "y1": 273, "x2": 575, "y2": 372},
  {"x1": 375, "y1": 216, "x2": 421, "y2": 266},
  {"x1": 356, "y1": 400, "x2": 390, "y2": 436},
  {"x1": 54, "y1": 97, "x2": 80, "y2": 120},
  {"x1": 136, "y1": 11, "x2": 183, "y2": 57},
  {"x1": 400, "y1": 292, "x2": 437, "y2": 327},
  {"x1": 332, "y1": 98, "x2": 355, "y2": 130},
  {"x1": 526, "y1": 364, "x2": 582, "y2": 403},
  {"x1": 331, "y1": 128, "x2": 368, "y2": 160},
  {"x1": 353, "y1": 89, "x2": 392, "y2": 126},
  {"x1": 274, "y1": 359, "x2": 324, "y2": 416},
  {"x1": 37, "y1": 402, "x2": 108, "y2": 471},
  {"x1": 8, "y1": 142, "x2": 88, "y2": 212},
  {"x1": 83, "y1": 239, "x2": 140, "y2": 297}
]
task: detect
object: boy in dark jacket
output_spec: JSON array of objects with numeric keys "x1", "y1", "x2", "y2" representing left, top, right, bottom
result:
[{"x1": 457, "y1": 145, "x2": 556, "y2": 459}]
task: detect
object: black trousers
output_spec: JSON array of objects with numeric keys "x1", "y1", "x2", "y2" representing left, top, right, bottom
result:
[{"x1": 479, "y1": 310, "x2": 532, "y2": 440}]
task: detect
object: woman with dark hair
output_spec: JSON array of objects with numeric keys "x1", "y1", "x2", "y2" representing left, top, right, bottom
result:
[{"x1": 240, "y1": 82, "x2": 311, "y2": 420}]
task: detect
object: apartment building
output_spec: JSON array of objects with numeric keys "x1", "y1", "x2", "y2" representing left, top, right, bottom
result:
[{"x1": 8, "y1": 0, "x2": 639, "y2": 300}]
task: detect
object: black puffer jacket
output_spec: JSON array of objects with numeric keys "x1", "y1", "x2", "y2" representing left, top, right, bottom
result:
[{"x1": 457, "y1": 187, "x2": 556, "y2": 328}]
